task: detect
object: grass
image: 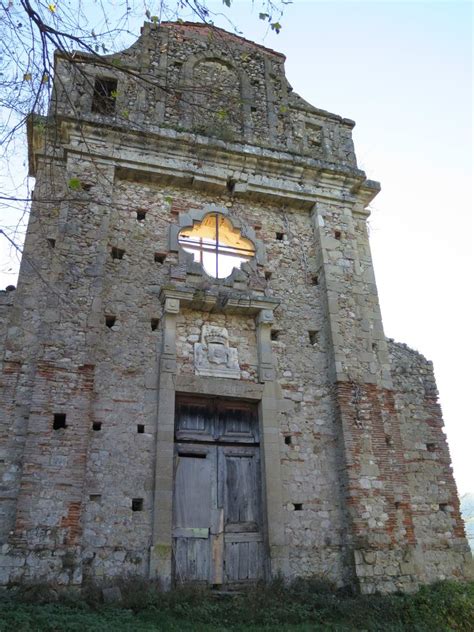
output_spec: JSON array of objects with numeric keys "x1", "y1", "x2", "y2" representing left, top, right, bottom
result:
[{"x1": 0, "y1": 578, "x2": 472, "y2": 631}]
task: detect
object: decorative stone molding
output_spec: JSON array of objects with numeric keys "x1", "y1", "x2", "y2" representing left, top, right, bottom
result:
[
  {"x1": 159, "y1": 287, "x2": 279, "y2": 385},
  {"x1": 169, "y1": 204, "x2": 266, "y2": 285},
  {"x1": 159, "y1": 286, "x2": 279, "y2": 317},
  {"x1": 194, "y1": 325, "x2": 240, "y2": 379}
]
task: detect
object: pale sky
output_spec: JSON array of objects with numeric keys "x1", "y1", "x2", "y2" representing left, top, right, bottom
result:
[{"x1": 0, "y1": 1, "x2": 472, "y2": 494}]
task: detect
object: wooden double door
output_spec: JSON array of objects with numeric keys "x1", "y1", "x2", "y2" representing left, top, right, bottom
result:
[{"x1": 172, "y1": 397, "x2": 265, "y2": 586}]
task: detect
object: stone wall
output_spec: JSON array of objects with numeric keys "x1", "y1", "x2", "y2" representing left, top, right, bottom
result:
[
  {"x1": 389, "y1": 340, "x2": 470, "y2": 583},
  {"x1": 0, "y1": 21, "x2": 469, "y2": 591},
  {"x1": 0, "y1": 290, "x2": 14, "y2": 360}
]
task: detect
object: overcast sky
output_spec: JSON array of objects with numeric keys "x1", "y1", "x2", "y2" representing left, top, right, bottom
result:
[
  {"x1": 0, "y1": 1, "x2": 472, "y2": 494},
  {"x1": 230, "y1": 0, "x2": 472, "y2": 495}
]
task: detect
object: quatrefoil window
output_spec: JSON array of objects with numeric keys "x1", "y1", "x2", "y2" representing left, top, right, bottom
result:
[{"x1": 178, "y1": 213, "x2": 255, "y2": 279}]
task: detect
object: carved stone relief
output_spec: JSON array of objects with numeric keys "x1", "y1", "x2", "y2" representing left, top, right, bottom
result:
[{"x1": 194, "y1": 325, "x2": 240, "y2": 379}]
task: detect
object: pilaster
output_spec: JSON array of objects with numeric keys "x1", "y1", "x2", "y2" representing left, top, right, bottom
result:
[
  {"x1": 256, "y1": 309, "x2": 289, "y2": 577},
  {"x1": 149, "y1": 295, "x2": 179, "y2": 587},
  {"x1": 311, "y1": 201, "x2": 419, "y2": 593}
]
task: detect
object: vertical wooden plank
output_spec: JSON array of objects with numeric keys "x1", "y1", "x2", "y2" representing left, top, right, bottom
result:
[
  {"x1": 174, "y1": 450, "x2": 212, "y2": 528},
  {"x1": 247, "y1": 541, "x2": 264, "y2": 580},
  {"x1": 238, "y1": 542, "x2": 249, "y2": 580},
  {"x1": 223, "y1": 449, "x2": 260, "y2": 528},
  {"x1": 173, "y1": 445, "x2": 214, "y2": 583},
  {"x1": 224, "y1": 542, "x2": 238, "y2": 582},
  {"x1": 211, "y1": 508, "x2": 224, "y2": 584}
]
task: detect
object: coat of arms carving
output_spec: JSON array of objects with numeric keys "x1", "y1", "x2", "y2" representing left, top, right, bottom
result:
[{"x1": 194, "y1": 325, "x2": 240, "y2": 379}]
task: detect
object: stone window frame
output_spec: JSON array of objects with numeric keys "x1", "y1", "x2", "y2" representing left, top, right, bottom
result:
[
  {"x1": 91, "y1": 75, "x2": 118, "y2": 116},
  {"x1": 169, "y1": 204, "x2": 266, "y2": 284}
]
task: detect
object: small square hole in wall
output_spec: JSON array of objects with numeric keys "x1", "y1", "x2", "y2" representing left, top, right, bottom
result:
[
  {"x1": 89, "y1": 494, "x2": 101, "y2": 502},
  {"x1": 137, "y1": 424, "x2": 145, "y2": 434},
  {"x1": 92, "y1": 422, "x2": 102, "y2": 431},
  {"x1": 154, "y1": 252, "x2": 167, "y2": 264},
  {"x1": 293, "y1": 503, "x2": 303, "y2": 511},
  {"x1": 276, "y1": 232, "x2": 285, "y2": 241},
  {"x1": 151, "y1": 318, "x2": 159, "y2": 331},
  {"x1": 394, "y1": 501, "x2": 401, "y2": 510},
  {"x1": 439, "y1": 503, "x2": 449, "y2": 512},
  {"x1": 264, "y1": 271, "x2": 272, "y2": 281},
  {"x1": 426, "y1": 443, "x2": 437, "y2": 452},
  {"x1": 53, "y1": 413, "x2": 67, "y2": 430},
  {"x1": 47, "y1": 238, "x2": 56, "y2": 249},
  {"x1": 334, "y1": 230, "x2": 342, "y2": 240},
  {"x1": 311, "y1": 275, "x2": 319, "y2": 286},
  {"x1": 284, "y1": 435, "x2": 292, "y2": 446},
  {"x1": 105, "y1": 315, "x2": 116, "y2": 328},
  {"x1": 270, "y1": 329, "x2": 280, "y2": 341},
  {"x1": 136, "y1": 210, "x2": 147, "y2": 221},
  {"x1": 372, "y1": 342, "x2": 378, "y2": 351},
  {"x1": 385, "y1": 434, "x2": 393, "y2": 447},
  {"x1": 111, "y1": 247, "x2": 125, "y2": 260},
  {"x1": 308, "y1": 331, "x2": 318, "y2": 345},
  {"x1": 132, "y1": 498, "x2": 143, "y2": 512}
]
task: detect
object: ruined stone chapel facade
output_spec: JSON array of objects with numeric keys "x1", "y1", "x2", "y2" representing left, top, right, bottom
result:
[{"x1": 0, "y1": 22, "x2": 470, "y2": 593}]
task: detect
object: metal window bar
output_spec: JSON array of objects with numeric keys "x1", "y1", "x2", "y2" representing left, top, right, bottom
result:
[
  {"x1": 177, "y1": 214, "x2": 254, "y2": 278},
  {"x1": 177, "y1": 238, "x2": 254, "y2": 256}
]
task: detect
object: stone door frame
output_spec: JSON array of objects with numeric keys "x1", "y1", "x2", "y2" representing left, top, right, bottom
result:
[{"x1": 148, "y1": 287, "x2": 288, "y2": 587}]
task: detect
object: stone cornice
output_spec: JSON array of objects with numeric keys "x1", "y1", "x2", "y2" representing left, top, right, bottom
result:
[
  {"x1": 52, "y1": 116, "x2": 380, "y2": 208},
  {"x1": 159, "y1": 287, "x2": 280, "y2": 316}
]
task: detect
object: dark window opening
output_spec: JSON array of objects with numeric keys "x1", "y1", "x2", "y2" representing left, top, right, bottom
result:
[
  {"x1": 334, "y1": 230, "x2": 342, "y2": 240},
  {"x1": 154, "y1": 252, "x2": 167, "y2": 264},
  {"x1": 47, "y1": 238, "x2": 56, "y2": 249},
  {"x1": 309, "y1": 331, "x2": 318, "y2": 345},
  {"x1": 394, "y1": 501, "x2": 401, "y2": 510},
  {"x1": 426, "y1": 443, "x2": 437, "y2": 452},
  {"x1": 111, "y1": 247, "x2": 125, "y2": 260},
  {"x1": 251, "y1": 105, "x2": 257, "y2": 112},
  {"x1": 53, "y1": 413, "x2": 67, "y2": 430},
  {"x1": 385, "y1": 434, "x2": 393, "y2": 447},
  {"x1": 276, "y1": 232, "x2": 284, "y2": 241},
  {"x1": 284, "y1": 435, "x2": 292, "y2": 445},
  {"x1": 91, "y1": 77, "x2": 117, "y2": 115},
  {"x1": 439, "y1": 503, "x2": 449, "y2": 512},
  {"x1": 136, "y1": 210, "x2": 147, "y2": 221},
  {"x1": 264, "y1": 271, "x2": 272, "y2": 281},
  {"x1": 179, "y1": 452, "x2": 207, "y2": 459},
  {"x1": 89, "y1": 494, "x2": 101, "y2": 502},
  {"x1": 92, "y1": 422, "x2": 102, "y2": 431},
  {"x1": 137, "y1": 424, "x2": 145, "y2": 434},
  {"x1": 311, "y1": 274, "x2": 319, "y2": 286},
  {"x1": 270, "y1": 329, "x2": 280, "y2": 341},
  {"x1": 293, "y1": 503, "x2": 303, "y2": 511},
  {"x1": 151, "y1": 318, "x2": 159, "y2": 331},
  {"x1": 372, "y1": 342, "x2": 378, "y2": 351},
  {"x1": 105, "y1": 315, "x2": 116, "y2": 328},
  {"x1": 226, "y1": 178, "x2": 236, "y2": 194},
  {"x1": 132, "y1": 498, "x2": 143, "y2": 512}
]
